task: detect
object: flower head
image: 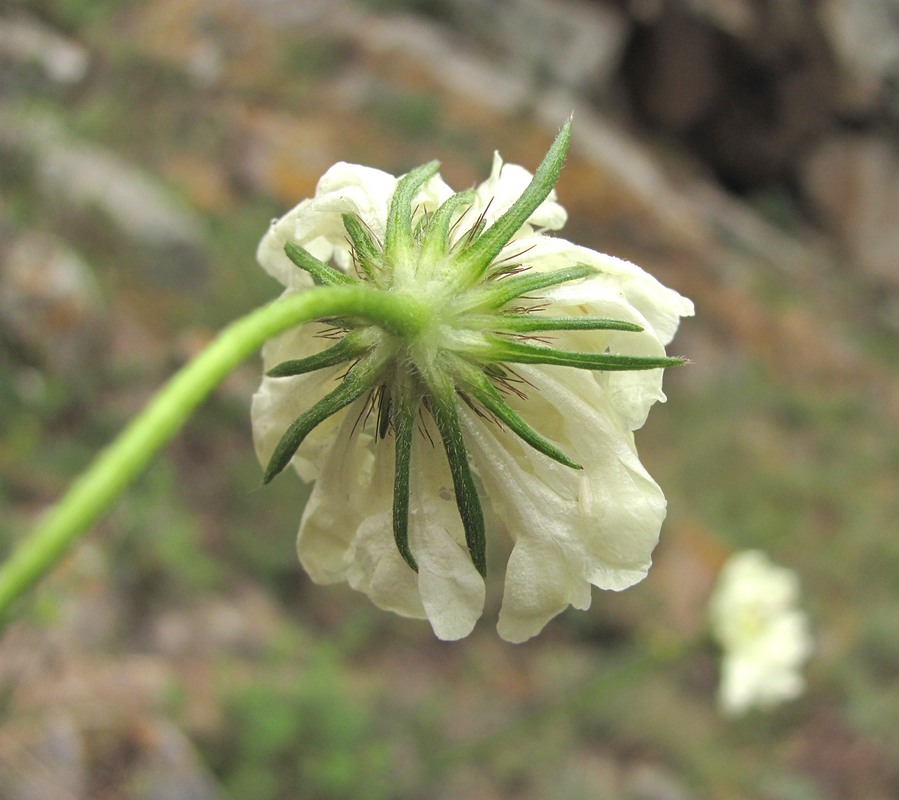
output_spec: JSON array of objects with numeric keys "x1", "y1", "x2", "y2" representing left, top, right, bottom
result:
[
  {"x1": 709, "y1": 550, "x2": 813, "y2": 715},
  {"x1": 252, "y1": 122, "x2": 694, "y2": 642}
]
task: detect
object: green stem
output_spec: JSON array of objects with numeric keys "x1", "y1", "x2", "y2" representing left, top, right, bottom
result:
[{"x1": 0, "y1": 285, "x2": 423, "y2": 622}]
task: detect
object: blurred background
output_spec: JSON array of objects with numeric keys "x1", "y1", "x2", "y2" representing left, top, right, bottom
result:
[{"x1": 1, "y1": 0, "x2": 898, "y2": 797}]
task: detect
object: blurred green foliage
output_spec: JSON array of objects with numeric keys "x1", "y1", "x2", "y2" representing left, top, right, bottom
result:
[
  {"x1": 213, "y1": 644, "x2": 394, "y2": 800},
  {"x1": 37, "y1": 0, "x2": 136, "y2": 27}
]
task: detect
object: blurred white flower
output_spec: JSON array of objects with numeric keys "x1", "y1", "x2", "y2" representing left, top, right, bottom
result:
[
  {"x1": 252, "y1": 123, "x2": 693, "y2": 642},
  {"x1": 709, "y1": 550, "x2": 813, "y2": 715}
]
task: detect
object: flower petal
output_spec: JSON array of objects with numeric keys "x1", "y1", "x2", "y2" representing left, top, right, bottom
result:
[
  {"x1": 257, "y1": 200, "x2": 332, "y2": 290},
  {"x1": 447, "y1": 152, "x2": 567, "y2": 249},
  {"x1": 719, "y1": 649, "x2": 806, "y2": 715},
  {"x1": 297, "y1": 410, "x2": 484, "y2": 638},
  {"x1": 341, "y1": 435, "x2": 486, "y2": 638},
  {"x1": 474, "y1": 152, "x2": 568, "y2": 232},
  {"x1": 415, "y1": 173, "x2": 456, "y2": 216},
  {"x1": 299, "y1": 161, "x2": 397, "y2": 244},
  {"x1": 344, "y1": 506, "x2": 426, "y2": 620},
  {"x1": 297, "y1": 407, "x2": 379, "y2": 584},
  {"x1": 296, "y1": 414, "x2": 430, "y2": 623},
  {"x1": 463, "y1": 363, "x2": 666, "y2": 642},
  {"x1": 256, "y1": 163, "x2": 399, "y2": 285},
  {"x1": 503, "y1": 235, "x2": 695, "y2": 345},
  {"x1": 541, "y1": 281, "x2": 673, "y2": 430}
]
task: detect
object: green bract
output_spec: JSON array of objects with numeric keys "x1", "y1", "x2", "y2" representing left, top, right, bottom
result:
[{"x1": 252, "y1": 122, "x2": 694, "y2": 642}]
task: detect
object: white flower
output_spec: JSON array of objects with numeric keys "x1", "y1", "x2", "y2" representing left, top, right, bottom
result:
[
  {"x1": 709, "y1": 550, "x2": 813, "y2": 715},
  {"x1": 251, "y1": 123, "x2": 694, "y2": 642}
]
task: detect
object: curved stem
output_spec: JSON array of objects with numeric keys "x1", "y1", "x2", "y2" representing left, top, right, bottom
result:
[{"x1": 0, "y1": 285, "x2": 421, "y2": 622}]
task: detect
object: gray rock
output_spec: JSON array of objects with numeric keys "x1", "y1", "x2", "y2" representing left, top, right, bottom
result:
[
  {"x1": 0, "y1": 231, "x2": 106, "y2": 374},
  {"x1": 34, "y1": 129, "x2": 203, "y2": 252},
  {"x1": 0, "y1": 14, "x2": 90, "y2": 85},
  {"x1": 0, "y1": 714, "x2": 86, "y2": 800},
  {"x1": 801, "y1": 132, "x2": 899, "y2": 291},
  {"x1": 674, "y1": 0, "x2": 756, "y2": 38},
  {"x1": 0, "y1": 109, "x2": 205, "y2": 286},
  {"x1": 354, "y1": 13, "x2": 533, "y2": 113},
  {"x1": 818, "y1": 0, "x2": 899, "y2": 119},
  {"x1": 445, "y1": 0, "x2": 631, "y2": 93},
  {"x1": 129, "y1": 719, "x2": 223, "y2": 800},
  {"x1": 623, "y1": 761, "x2": 692, "y2": 800}
]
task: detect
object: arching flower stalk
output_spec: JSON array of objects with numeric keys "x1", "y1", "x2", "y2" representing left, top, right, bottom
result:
[{"x1": 252, "y1": 122, "x2": 694, "y2": 642}]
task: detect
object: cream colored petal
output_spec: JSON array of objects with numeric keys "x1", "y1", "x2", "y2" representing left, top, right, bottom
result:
[
  {"x1": 256, "y1": 162, "x2": 397, "y2": 289},
  {"x1": 299, "y1": 417, "x2": 425, "y2": 625},
  {"x1": 342, "y1": 444, "x2": 425, "y2": 620},
  {"x1": 462, "y1": 363, "x2": 666, "y2": 642},
  {"x1": 256, "y1": 200, "x2": 331, "y2": 290},
  {"x1": 346, "y1": 424, "x2": 488, "y2": 637},
  {"x1": 500, "y1": 235, "x2": 694, "y2": 345},
  {"x1": 454, "y1": 152, "x2": 566, "y2": 244},
  {"x1": 297, "y1": 409, "x2": 378, "y2": 584},
  {"x1": 301, "y1": 422, "x2": 454, "y2": 624},
  {"x1": 301, "y1": 161, "x2": 396, "y2": 245},
  {"x1": 540, "y1": 280, "x2": 672, "y2": 430},
  {"x1": 710, "y1": 550, "x2": 803, "y2": 648},
  {"x1": 415, "y1": 173, "x2": 456, "y2": 215},
  {"x1": 344, "y1": 507, "x2": 426, "y2": 620},
  {"x1": 300, "y1": 413, "x2": 484, "y2": 636},
  {"x1": 462, "y1": 408, "x2": 591, "y2": 643},
  {"x1": 344, "y1": 418, "x2": 425, "y2": 619},
  {"x1": 497, "y1": 533, "x2": 593, "y2": 644}
]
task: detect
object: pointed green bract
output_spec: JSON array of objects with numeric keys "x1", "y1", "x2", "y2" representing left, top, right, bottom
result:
[
  {"x1": 384, "y1": 160, "x2": 440, "y2": 274},
  {"x1": 266, "y1": 332, "x2": 373, "y2": 377},
  {"x1": 342, "y1": 213, "x2": 382, "y2": 281},
  {"x1": 481, "y1": 337, "x2": 686, "y2": 371},
  {"x1": 263, "y1": 365, "x2": 378, "y2": 484},
  {"x1": 376, "y1": 385, "x2": 392, "y2": 440},
  {"x1": 458, "y1": 264, "x2": 596, "y2": 313},
  {"x1": 392, "y1": 388, "x2": 418, "y2": 572},
  {"x1": 417, "y1": 189, "x2": 476, "y2": 276},
  {"x1": 453, "y1": 360, "x2": 581, "y2": 470},
  {"x1": 452, "y1": 122, "x2": 571, "y2": 286},
  {"x1": 425, "y1": 371, "x2": 487, "y2": 577},
  {"x1": 285, "y1": 241, "x2": 356, "y2": 287},
  {"x1": 465, "y1": 314, "x2": 643, "y2": 334}
]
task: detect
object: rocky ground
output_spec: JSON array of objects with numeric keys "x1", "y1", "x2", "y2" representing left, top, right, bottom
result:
[{"x1": 1, "y1": 1, "x2": 899, "y2": 798}]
